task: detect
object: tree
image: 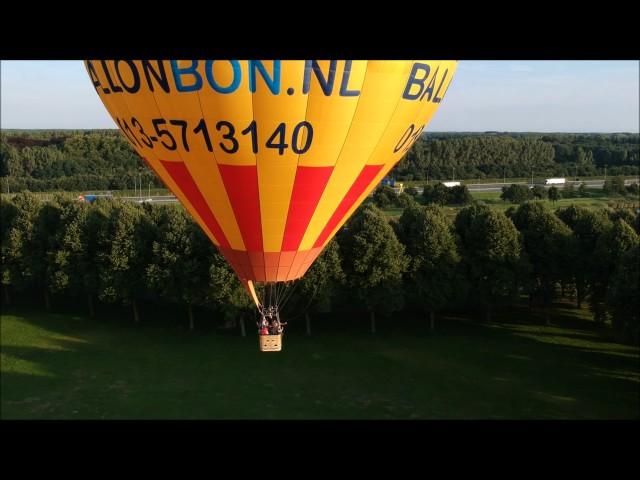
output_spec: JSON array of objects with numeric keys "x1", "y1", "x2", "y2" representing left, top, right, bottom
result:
[
  {"x1": 548, "y1": 186, "x2": 560, "y2": 203},
  {"x1": 556, "y1": 206, "x2": 611, "y2": 309},
  {"x1": 5, "y1": 131, "x2": 639, "y2": 192},
  {"x1": 448, "y1": 185, "x2": 472, "y2": 205},
  {"x1": 395, "y1": 204, "x2": 459, "y2": 330},
  {"x1": 501, "y1": 184, "x2": 533, "y2": 204},
  {"x1": 146, "y1": 205, "x2": 216, "y2": 330},
  {"x1": 531, "y1": 185, "x2": 547, "y2": 200},
  {"x1": 4, "y1": 193, "x2": 44, "y2": 300},
  {"x1": 48, "y1": 198, "x2": 94, "y2": 314},
  {"x1": 606, "y1": 207, "x2": 636, "y2": 226},
  {"x1": 578, "y1": 183, "x2": 588, "y2": 197},
  {"x1": 511, "y1": 202, "x2": 573, "y2": 323},
  {"x1": 0, "y1": 197, "x2": 19, "y2": 304},
  {"x1": 591, "y1": 219, "x2": 639, "y2": 325},
  {"x1": 338, "y1": 204, "x2": 408, "y2": 333},
  {"x1": 373, "y1": 185, "x2": 397, "y2": 209},
  {"x1": 455, "y1": 204, "x2": 523, "y2": 321},
  {"x1": 423, "y1": 182, "x2": 449, "y2": 205},
  {"x1": 607, "y1": 245, "x2": 640, "y2": 341},
  {"x1": 181, "y1": 216, "x2": 220, "y2": 330},
  {"x1": 405, "y1": 186, "x2": 419, "y2": 197},
  {"x1": 561, "y1": 183, "x2": 576, "y2": 199},
  {"x1": 296, "y1": 239, "x2": 345, "y2": 335},
  {"x1": 80, "y1": 200, "x2": 115, "y2": 317},
  {"x1": 208, "y1": 250, "x2": 253, "y2": 335},
  {"x1": 33, "y1": 195, "x2": 73, "y2": 310},
  {"x1": 397, "y1": 192, "x2": 417, "y2": 209},
  {"x1": 396, "y1": 134, "x2": 561, "y2": 181},
  {"x1": 603, "y1": 176, "x2": 626, "y2": 196},
  {"x1": 97, "y1": 201, "x2": 153, "y2": 323}
]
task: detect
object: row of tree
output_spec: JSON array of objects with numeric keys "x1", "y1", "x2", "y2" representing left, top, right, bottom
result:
[
  {"x1": 396, "y1": 132, "x2": 639, "y2": 180},
  {"x1": 1, "y1": 193, "x2": 250, "y2": 330},
  {"x1": 1, "y1": 131, "x2": 638, "y2": 192},
  {"x1": 499, "y1": 179, "x2": 639, "y2": 204},
  {"x1": 1, "y1": 193, "x2": 639, "y2": 340},
  {"x1": 373, "y1": 183, "x2": 474, "y2": 209},
  {"x1": 499, "y1": 184, "x2": 564, "y2": 204},
  {"x1": 421, "y1": 183, "x2": 473, "y2": 205},
  {"x1": 1, "y1": 131, "x2": 160, "y2": 192}
]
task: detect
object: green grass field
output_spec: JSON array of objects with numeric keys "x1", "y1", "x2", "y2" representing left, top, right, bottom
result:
[
  {"x1": 381, "y1": 190, "x2": 638, "y2": 220},
  {"x1": 468, "y1": 190, "x2": 635, "y2": 212},
  {"x1": 2, "y1": 305, "x2": 638, "y2": 419}
]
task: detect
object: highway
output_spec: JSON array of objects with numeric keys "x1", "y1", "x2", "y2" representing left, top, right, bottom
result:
[
  {"x1": 120, "y1": 195, "x2": 179, "y2": 203},
  {"x1": 114, "y1": 179, "x2": 638, "y2": 203},
  {"x1": 416, "y1": 179, "x2": 638, "y2": 194}
]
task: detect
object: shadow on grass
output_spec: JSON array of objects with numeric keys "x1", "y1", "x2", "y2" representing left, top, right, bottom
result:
[{"x1": 1, "y1": 304, "x2": 639, "y2": 420}]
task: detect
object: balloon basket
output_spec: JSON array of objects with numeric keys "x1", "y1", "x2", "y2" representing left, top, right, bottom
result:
[{"x1": 259, "y1": 334, "x2": 282, "y2": 352}]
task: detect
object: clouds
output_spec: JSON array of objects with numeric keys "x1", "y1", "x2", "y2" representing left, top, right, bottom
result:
[{"x1": 1, "y1": 60, "x2": 638, "y2": 132}]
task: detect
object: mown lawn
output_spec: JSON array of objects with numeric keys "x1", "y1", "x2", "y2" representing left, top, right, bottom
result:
[{"x1": 1, "y1": 305, "x2": 638, "y2": 419}]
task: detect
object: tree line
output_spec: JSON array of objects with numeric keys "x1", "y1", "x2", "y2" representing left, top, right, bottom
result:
[
  {"x1": 395, "y1": 132, "x2": 639, "y2": 181},
  {"x1": 499, "y1": 178, "x2": 639, "y2": 204},
  {"x1": 373, "y1": 183, "x2": 474, "y2": 209},
  {"x1": 1, "y1": 131, "x2": 638, "y2": 192},
  {"x1": 2, "y1": 192, "x2": 638, "y2": 341},
  {"x1": 0, "y1": 131, "x2": 160, "y2": 192}
]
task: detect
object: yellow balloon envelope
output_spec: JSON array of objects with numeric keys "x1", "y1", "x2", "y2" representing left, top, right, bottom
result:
[{"x1": 85, "y1": 60, "x2": 458, "y2": 305}]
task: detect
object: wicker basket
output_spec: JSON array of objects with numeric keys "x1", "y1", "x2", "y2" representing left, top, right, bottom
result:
[{"x1": 259, "y1": 334, "x2": 282, "y2": 352}]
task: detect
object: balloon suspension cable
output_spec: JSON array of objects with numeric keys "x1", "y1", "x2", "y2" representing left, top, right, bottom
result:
[
  {"x1": 254, "y1": 281, "x2": 298, "y2": 321},
  {"x1": 278, "y1": 281, "x2": 299, "y2": 312},
  {"x1": 253, "y1": 279, "x2": 314, "y2": 334},
  {"x1": 280, "y1": 281, "x2": 321, "y2": 322},
  {"x1": 257, "y1": 282, "x2": 278, "y2": 316}
]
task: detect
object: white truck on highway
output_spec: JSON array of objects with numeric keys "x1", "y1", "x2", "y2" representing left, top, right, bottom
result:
[
  {"x1": 545, "y1": 178, "x2": 566, "y2": 185},
  {"x1": 443, "y1": 181, "x2": 461, "y2": 187}
]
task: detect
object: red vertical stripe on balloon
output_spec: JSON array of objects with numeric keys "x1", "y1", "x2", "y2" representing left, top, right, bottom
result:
[
  {"x1": 281, "y1": 166, "x2": 334, "y2": 251},
  {"x1": 218, "y1": 164, "x2": 263, "y2": 252},
  {"x1": 159, "y1": 160, "x2": 230, "y2": 248},
  {"x1": 313, "y1": 164, "x2": 384, "y2": 248}
]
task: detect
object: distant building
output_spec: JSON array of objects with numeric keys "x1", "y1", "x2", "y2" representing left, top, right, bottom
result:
[{"x1": 381, "y1": 176, "x2": 395, "y2": 187}]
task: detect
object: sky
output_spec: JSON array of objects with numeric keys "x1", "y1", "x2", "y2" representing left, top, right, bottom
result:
[{"x1": 1, "y1": 60, "x2": 638, "y2": 132}]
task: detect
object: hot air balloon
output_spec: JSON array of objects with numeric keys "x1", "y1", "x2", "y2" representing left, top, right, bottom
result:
[{"x1": 85, "y1": 60, "x2": 458, "y2": 351}]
